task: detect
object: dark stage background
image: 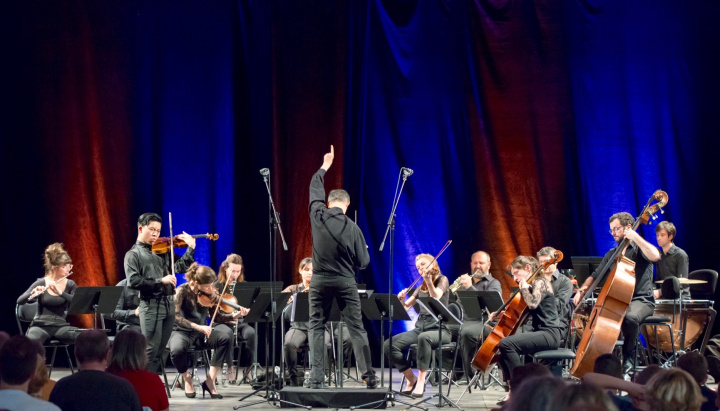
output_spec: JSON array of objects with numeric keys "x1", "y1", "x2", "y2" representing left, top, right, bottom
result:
[{"x1": 3, "y1": 1, "x2": 720, "y2": 366}]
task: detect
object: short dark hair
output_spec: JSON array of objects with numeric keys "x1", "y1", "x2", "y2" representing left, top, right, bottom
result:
[
  {"x1": 609, "y1": 212, "x2": 634, "y2": 227},
  {"x1": 593, "y1": 353, "x2": 622, "y2": 379},
  {"x1": 677, "y1": 351, "x2": 708, "y2": 385},
  {"x1": 656, "y1": 221, "x2": 677, "y2": 239},
  {"x1": 75, "y1": 329, "x2": 110, "y2": 364},
  {"x1": 0, "y1": 335, "x2": 37, "y2": 385},
  {"x1": 327, "y1": 189, "x2": 350, "y2": 204},
  {"x1": 137, "y1": 212, "x2": 162, "y2": 227},
  {"x1": 108, "y1": 329, "x2": 147, "y2": 372}
]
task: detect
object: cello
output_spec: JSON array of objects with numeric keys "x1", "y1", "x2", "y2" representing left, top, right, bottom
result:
[
  {"x1": 472, "y1": 250, "x2": 564, "y2": 373},
  {"x1": 570, "y1": 190, "x2": 668, "y2": 378}
]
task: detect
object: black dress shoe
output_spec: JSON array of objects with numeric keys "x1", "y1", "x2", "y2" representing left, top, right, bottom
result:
[
  {"x1": 410, "y1": 385, "x2": 426, "y2": 399},
  {"x1": 288, "y1": 376, "x2": 299, "y2": 387},
  {"x1": 309, "y1": 382, "x2": 330, "y2": 389},
  {"x1": 366, "y1": 375, "x2": 378, "y2": 389}
]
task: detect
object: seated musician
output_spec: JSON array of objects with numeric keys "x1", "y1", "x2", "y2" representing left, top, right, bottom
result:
[
  {"x1": 110, "y1": 279, "x2": 141, "y2": 333},
  {"x1": 536, "y1": 247, "x2": 573, "y2": 339},
  {"x1": 212, "y1": 253, "x2": 252, "y2": 384},
  {"x1": 573, "y1": 212, "x2": 660, "y2": 375},
  {"x1": 17, "y1": 243, "x2": 80, "y2": 345},
  {"x1": 493, "y1": 256, "x2": 563, "y2": 387},
  {"x1": 169, "y1": 263, "x2": 234, "y2": 399},
  {"x1": 384, "y1": 253, "x2": 450, "y2": 398},
  {"x1": 654, "y1": 221, "x2": 690, "y2": 299},
  {"x1": 457, "y1": 251, "x2": 501, "y2": 382}
]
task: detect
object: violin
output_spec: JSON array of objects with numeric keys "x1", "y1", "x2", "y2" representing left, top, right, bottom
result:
[
  {"x1": 196, "y1": 289, "x2": 241, "y2": 313},
  {"x1": 152, "y1": 233, "x2": 219, "y2": 254}
]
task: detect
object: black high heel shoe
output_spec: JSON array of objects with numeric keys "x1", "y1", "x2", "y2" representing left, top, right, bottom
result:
[
  {"x1": 183, "y1": 380, "x2": 196, "y2": 398},
  {"x1": 401, "y1": 379, "x2": 418, "y2": 396},
  {"x1": 410, "y1": 384, "x2": 426, "y2": 399},
  {"x1": 201, "y1": 381, "x2": 223, "y2": 399}
]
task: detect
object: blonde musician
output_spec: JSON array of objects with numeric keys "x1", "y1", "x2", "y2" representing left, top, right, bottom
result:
[
  {"x1": 17, "y1": 243, "x2": 79, "y2": 344},
  {"x1": 384, "y1": 253, "x2": 450, "y2": 398},
  {"x1": 492, "y1": 256, "x2": 562, "y2": 400},
  {"x1": 573, "y1": 212, "x2": 660, "y2": 375},
  {"x1": 168, "y1": 263, "x2": 233, "y2": 399},
  {"x1": 213, "y1": 253, "x2": 252, "y2": 384}
]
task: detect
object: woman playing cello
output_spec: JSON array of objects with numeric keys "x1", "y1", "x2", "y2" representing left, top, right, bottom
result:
[
  {"x1": 493, "y1": 256, "x2": 563, "y2": 393},
  {"x1": 384, "y1": 253, "x2": 450, "y2": 398}
]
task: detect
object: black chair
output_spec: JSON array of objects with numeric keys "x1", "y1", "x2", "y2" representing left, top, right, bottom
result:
[
  {"x1": 168, "y1": 346, "x2": 212, "y2": 394},
  {"x1": 688, "y1": 269, "x2": 719, "y2": 301},
  {"x1": 15, "y1": 303, "x2": 75, "y2": 378},
  {"x1": 635, "y1": 277, "x2": 678, "y2": 373},
  {"x1": 531, "y1": 302, "x2": 576, "y2": 377}
]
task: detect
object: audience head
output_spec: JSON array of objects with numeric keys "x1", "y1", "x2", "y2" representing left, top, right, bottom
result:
[
  {"x1": 0, "y1": 331, "x2": 10, "y2": 350},
  {"x1": 108, "y1": 329, "x2": 148, "y2": 373},
  {"x1": 505, "y1": 375, "x2": 566, "y2": 411},
  {"x1": 593, "y1": 353, "x2": 623, "y2": 379},
  {"x1": 646, "y1": 368, "x2": 703, "y2": 411},
  {"x1": 548, "y1": 382, "x2": 619, "y2": 411},
  {"x1": 510, "y1": 362, "x2": 551, "y2": 392},
  {"x1": 634, "y1": 364, "x2": 662, "y2": 385},
  {"x1": 677, "y1": 351, "x2": 709, "y2": 386},
  {"x1": 74, "y1": 329, "x2": 111, "y2": 365},
  {"x1": 0, "y1": 335, "x2": 37, "y2": 386}
]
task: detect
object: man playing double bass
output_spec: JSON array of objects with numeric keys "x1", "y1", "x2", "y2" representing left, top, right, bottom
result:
[{"x1": 573, "y1": 212, "x2": 660, "y2": 375}]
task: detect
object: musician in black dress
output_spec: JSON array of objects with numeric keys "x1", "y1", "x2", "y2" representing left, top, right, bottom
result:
[
  {"x1": 385, "y1": 253, "x2": 451, "y2": 398},
  {"x1": 168, "y1": 263, "x2": 233, "y2": 399},
  {"x1": 212, "y1": 253, "x2": 252, "y2": 384},
  {"x1": 573, "y1": 212, "x2": 660, "y2": 374},
  {"x1": 17, "y1": 243, "x2": 80, "y2": 344},
  {"x1": 496, "y1": 256, "x2": 562, "y2": 382}
]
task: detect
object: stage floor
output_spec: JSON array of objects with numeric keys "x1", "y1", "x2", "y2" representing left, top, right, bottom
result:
[{"x1": 49, "y1": 367, "x2": 510, "y2": 410}]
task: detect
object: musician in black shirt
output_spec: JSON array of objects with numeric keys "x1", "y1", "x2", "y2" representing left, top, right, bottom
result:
[
  {"x1": 124, "y1": 212, "x2": 196, "y2": 373},
  {"x1": 307, "y1": 145, "x2": 377, "y2": 389},
  {"x1": 654, "y1": 221, "x2": 690, "y2": 299},
  {"x1": 110, "y1": 279, "x2": 141, "y2": 332},
  {"x1": 573, "y1": 212, "x2": 660, "y2": 374}
]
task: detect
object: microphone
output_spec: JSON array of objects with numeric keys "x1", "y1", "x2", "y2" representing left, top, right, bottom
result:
[
  {"x1": 259, "y1": 168, "x2": 270, "y2": 176},
  {"x1": 402, "y1": 167, "x2": 414, "y2": 177}
]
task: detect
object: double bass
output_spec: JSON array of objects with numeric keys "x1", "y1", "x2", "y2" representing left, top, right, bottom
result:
[
  {"x1": 472, "y1": 250, "x2": 564, "y2": 373},
  {"x1": 570, "y1": 190, "x2": 668, "y2": 378}
]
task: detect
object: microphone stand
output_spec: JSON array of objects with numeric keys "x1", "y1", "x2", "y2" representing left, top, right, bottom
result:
[{"x1": 361, "y1": 168, "x2": 426, "y2": 410}]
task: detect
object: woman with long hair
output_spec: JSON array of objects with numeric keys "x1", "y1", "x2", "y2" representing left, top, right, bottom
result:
[{"x1": 107, "y1": 329, "x2": 168, "y2": 411}]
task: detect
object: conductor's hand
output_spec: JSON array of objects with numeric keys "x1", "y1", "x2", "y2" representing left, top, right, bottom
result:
[
  {"x1": 197, "y1": 325, "x2": 212, "y2": 338},
  {"x1": 321, "y1": 145, "x2": 334, "y2": 171},
  {"x1": 161, "y1": 274, "x2": 177, "y2": 287}
]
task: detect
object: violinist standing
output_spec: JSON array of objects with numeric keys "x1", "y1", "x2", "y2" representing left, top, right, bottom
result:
[
  {"x1": 169, "y1": 263, "x2": 234, "y2": 399},
  {"x1": 573, "y1": 212, "x2": 660, "y2": 375},
  {"x1": 385, "y1": 254, "x2": 451, "y2": 398},
  {"x1": 124, "y1": 213, "x2": 196, "y2": 374},
  {"x1": 17, "y1": 243, "x2": 80, "y2": 344},
  {"x1": 307, "y1": 145, "x2": 377, "y2": 389}
]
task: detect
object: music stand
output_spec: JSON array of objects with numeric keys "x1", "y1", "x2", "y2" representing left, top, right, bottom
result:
[
  {"x1": 354, "y1": 293, "x2": 425, "y2": 411},
  {"x1": 416, "y1": 298, "x2": 462, "y2": 410},
  {"x1": 67, "y1": 286, "x2": 123, "y2": 330},
  {"x1": 455, "y1": 291, "x2": 504, "y2": 399}
]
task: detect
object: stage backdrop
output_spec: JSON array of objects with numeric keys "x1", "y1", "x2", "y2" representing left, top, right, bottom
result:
[{"x1": 3, "y1": 0, "x2": 720, "y2": 364}]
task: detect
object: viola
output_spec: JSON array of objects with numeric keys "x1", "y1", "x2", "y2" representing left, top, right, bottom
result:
[
  {"x1": 152, "y1": 233, "x2": 219, "y2": 254},
  {"x1": 472, "y1": 250, "x2": 563, "y2": 373},
  {"x1": 570, "y1": 190, "x2": 668, "y2": 378},
  {"x1": 196, "y1": 289, "x2": 241, "y2": 313}
]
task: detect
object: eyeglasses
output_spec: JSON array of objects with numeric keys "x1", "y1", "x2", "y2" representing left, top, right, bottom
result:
[
  {"x1": 64, "y1": 264, "x2": 73, "y2": 271},
  {"x1": 609, "y1": 226, "x2": 624, "y2": 234},
  {"x1": 147, "y1": 227, "x2": 162, "y2": 234}
]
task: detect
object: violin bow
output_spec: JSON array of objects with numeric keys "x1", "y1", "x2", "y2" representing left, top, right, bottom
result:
[{"x1": 407, "y1": 240, "x2": 452, "y2": 290}]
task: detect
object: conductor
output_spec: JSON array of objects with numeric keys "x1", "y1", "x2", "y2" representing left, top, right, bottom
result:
[{"x1": 307, "y1": 145, "x2": 378, "y2": 389}]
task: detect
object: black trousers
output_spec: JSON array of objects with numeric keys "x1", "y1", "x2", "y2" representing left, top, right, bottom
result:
[
  {"x1": 458, "y1": 318, "x2": 491, "y2": 376},
  {"x1": 168, "y1": 324, "x2": 234, "y2": 374},
  {"x1": 383, "y1": 316, "x2": 452, "y2": 372},
  {"x1": 235, "y1": 322, "x2": 256, "y2": 367},
  {"x1": 622, "y1": 299, "x2": 654, "y2": 365},
  {"x1": 284, "y1": 328, "x2": 330, "y2": 378},
  {"x1": 498, "y1": 328, "x2": 560, "y2": 381},
  {"x1": 139, "y1": 297, "x2": 175, "y2": 373},
  {"x1": 308, "y1": 276, "x2": 375, "y2": 384}
]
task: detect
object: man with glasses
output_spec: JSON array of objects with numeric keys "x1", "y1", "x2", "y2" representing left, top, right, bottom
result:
[
  {"x1": 124, "y1": 212, "x2": 196, "y2": 373},
  {"x1": 573, "y1": 212, "x2": 660, "y2": 375}
]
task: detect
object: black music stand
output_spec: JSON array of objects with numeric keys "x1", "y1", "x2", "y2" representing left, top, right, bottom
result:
[
  {"x1": 354, "y1": 293, "x2": 424, "y2": 411},
  {"x1": 416, "y1": 297, "x2": 462, "y2": 410},
  {"x1": 67, "y1": 286, "x2": 124, "y2": 330},
  {"x1": 455, "y1": 291, "x2": 504, "y2": 398},
  {"x1": 235, "y1": 292, "x2": 299, "y2": 409}
]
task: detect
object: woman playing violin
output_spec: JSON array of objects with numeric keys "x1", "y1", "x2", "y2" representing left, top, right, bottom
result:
[
  {"x1": 17, "y1": 243, "x2": 79, "y2": 344},
  {"x1": 168, "y1": 263, "x2": 233, "y2": 399},
  {"x1": 212, "y1": 253, "x2": 253, "y2": 384},
  {"x1": 384, "y1": 253, "x2": 450, "y2": 398},
  {"x1": 493, "y1": 256, "x2": 562, "y2": 391}
]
